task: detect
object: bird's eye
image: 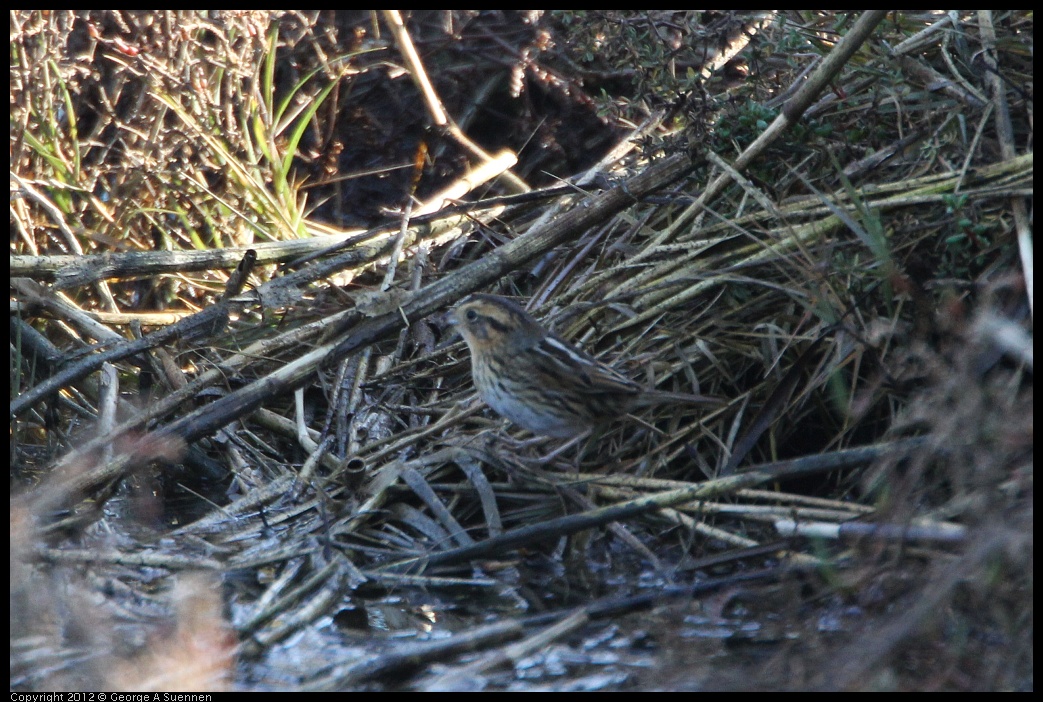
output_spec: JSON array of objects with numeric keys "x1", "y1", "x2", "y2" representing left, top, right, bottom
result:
[{"x1": 465, "y1": 309, "x2": 478, "y2": 322}]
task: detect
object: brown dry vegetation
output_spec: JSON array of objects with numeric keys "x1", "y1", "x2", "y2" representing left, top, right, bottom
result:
[{"x1": 11, "y1": 11, "x2": 1032, "y2": 691}]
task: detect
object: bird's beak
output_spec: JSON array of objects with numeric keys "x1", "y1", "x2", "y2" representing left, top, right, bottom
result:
[{"x1": 444, "y1": 309, "x2": 462, "y2": 341}]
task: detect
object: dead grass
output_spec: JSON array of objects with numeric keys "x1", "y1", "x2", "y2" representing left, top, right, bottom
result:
[{"x1": 11, "y1": 10, "x2": 1032, "y2": 691}]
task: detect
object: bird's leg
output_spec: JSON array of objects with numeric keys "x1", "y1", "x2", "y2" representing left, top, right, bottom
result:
[
  {"x1": 532, "y1": 428, "x2": 593, "y2": 465},
  {"x1": 495, "y1": 431, "x2": 551, "y2": 450}
]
